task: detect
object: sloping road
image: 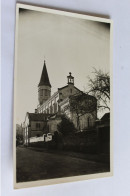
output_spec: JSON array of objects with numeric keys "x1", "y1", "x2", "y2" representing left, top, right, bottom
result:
[{"x1": 16, "y1": 146, "x2": 109, "y2": 182}]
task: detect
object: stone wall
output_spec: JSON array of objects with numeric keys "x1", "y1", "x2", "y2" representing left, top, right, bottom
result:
[{"x1": 47, "y1": 118, "x2": 61, "y2": 134}]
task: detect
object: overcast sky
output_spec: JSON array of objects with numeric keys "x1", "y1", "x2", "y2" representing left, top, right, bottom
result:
[{"x1": 15, "y1": 8, "x2": 110, "y2": 124}]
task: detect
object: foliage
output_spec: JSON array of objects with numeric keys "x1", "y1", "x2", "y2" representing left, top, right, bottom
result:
[
  {"x1": 70, "y1": 93, "x2": 97, "y2": 130},
  {"x1": 57, "y1": 115, "x2": 76, "y2": 136},
  {"x1": 70, "y1": 93, "x2": 97, "y2": 114},
  {"x1": 88, "y1": 69, "x2": 110, "y2": 112}
]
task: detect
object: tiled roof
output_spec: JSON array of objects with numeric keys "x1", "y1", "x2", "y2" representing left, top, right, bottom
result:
[
  {"x1": 28, "y1": 113, "x2": 50, "y2": 121},
  {"x1": 49, "y1": 113, "x2": 64, "y2": 120},
  {"x1": 38, "y1": 61, "x2": 51, "y2": 87},
  {"x1": 58, "y1": 85, "x2": 68, "y2": 90},
  {"x1": 58, "y1": 85, "x2": 81, "y2": 92}
]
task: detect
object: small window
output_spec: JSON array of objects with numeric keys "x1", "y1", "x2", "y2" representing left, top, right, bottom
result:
[
  {"x1": 55, "y1": 102, "x2": 57, "y2": 112},
  {"x1": 40, "y1": 90, "x2": 43, "y2": 96},
  {"x1": 52, "y1": 103, "x2": 55, "y2": 113},
  {"x1": 70, "y1": 89, "x2": 72, "y2": 93},
  {"x1": 50, "y1": 106, "x2": 52, "y2": 113},
  {"x1": 45, "y1": 89, "x2": 48, "y2": 96},
  {"x1": 88, "y1": 117, "x2": 90, "y2": 128},
  {"x1": 36, "y1": 123, "x2": 40, "y2": 129}
]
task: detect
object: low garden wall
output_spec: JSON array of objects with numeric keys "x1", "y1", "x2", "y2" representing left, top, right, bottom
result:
[{"x1": 29, "y1": 130, "x2": 98, "y2": 154}]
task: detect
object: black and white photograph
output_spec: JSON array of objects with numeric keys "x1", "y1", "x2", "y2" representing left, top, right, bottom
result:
[{"x1": 14, "y1": 3, "x2": 113, "y2": 188}]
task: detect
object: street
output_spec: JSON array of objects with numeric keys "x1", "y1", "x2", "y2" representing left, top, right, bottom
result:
[{"x1": 16, "y1": 146, "x2": 109, "y2": 182}]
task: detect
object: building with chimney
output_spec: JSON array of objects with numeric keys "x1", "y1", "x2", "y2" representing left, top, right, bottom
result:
[
  {"x1": 23, "y1": 61, "x2": 97, "y2": 145},
  {"x1": 37, "y1": 60, "x2": 82, "y2": 115},
  {"x1": 36, "y1": 61, "x2": 97, "y2": 131}
]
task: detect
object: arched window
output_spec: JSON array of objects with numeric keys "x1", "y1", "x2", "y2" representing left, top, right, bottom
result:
[
  {"x1": 50, "y1": 105, "x2": 52, "y2": 114},
  {"x1": 45, "y1": 89, "x2": 47, "y2": 96},
  {"x1": 40, "y1": 89, "x2": 43, "y2": 96},
  {"x1": 55, "y1": 102, "x2": 57, "y2": 113},
  {"x1": 88, "y1": 117, "x2": 90, "y2": 128}
]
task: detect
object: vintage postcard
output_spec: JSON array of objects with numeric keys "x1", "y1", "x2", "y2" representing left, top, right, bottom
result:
[{"x1": 14, "y1": 3, "x2": 113, "y2": 189}]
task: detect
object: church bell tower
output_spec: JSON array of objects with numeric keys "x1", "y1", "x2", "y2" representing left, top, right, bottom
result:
[
  {"x1": 67, "y1": 72, "x2": 74, "y2": 85},
  {"x1": 38, "y1": 60, "x2": 51, "y2": 105}
]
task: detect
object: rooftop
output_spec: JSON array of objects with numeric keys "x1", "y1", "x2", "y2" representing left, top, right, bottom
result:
[
  {"x1": 28, "y1": 113, "x2": 50, "y2": 121},
  {"x1": 38, "y1": 60, "x2": 51, "y2": 87}
]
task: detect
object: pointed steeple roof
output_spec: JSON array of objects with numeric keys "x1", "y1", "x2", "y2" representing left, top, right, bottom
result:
[{"x1": 38, "y1": 61, "x2": 51, "y2": 87}]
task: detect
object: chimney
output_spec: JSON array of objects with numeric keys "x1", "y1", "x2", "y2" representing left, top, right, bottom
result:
[{"x1": 35, "y1": 109, "x2": 38, "y2": 114}]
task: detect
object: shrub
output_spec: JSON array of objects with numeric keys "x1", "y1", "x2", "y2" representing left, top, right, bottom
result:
[{"x1": 57, "y1": 115, "x2": 76, "y2": 136}]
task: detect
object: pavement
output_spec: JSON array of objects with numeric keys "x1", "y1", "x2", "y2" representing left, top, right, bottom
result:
[{"x1": 16, "y1": 146, "x2": 110, "y2": 183}]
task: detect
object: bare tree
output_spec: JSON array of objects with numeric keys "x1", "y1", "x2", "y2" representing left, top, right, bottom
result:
[
  {"x1": 70, "y1": 93, "x2": 97, "y2": 130},
  {"x1": 87, "y1": 69, "x2": 110, "y2": 112}
]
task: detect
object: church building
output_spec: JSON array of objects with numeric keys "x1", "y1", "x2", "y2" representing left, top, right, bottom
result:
[
  {"x1": 36, "y1": 61, "x2": 97, "y2": 131},
  {"x1": 37, "y1": 60, "x2": 83, "y2": 115},
  {"x1": 23, "y1": 61, "x2": 97, "y2": 145}
]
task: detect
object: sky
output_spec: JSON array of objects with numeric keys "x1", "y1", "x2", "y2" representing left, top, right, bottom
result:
[{"x1": 15, "y1": 8, "x2": 110, "y2": 124}]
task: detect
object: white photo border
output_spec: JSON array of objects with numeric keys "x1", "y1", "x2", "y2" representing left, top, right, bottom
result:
[{"x1": 13, "y1": 3, "x2": 113, "y2": 189}]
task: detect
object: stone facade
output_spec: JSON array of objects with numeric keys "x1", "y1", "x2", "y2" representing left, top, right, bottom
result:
[
  {"x1": 59, "y1": 95, "x2": 97, "y2": 130},
  {"x1": 36, "y1": 63, "x2": 97, "y2": 133},
  {"x1": 38, "y1": 60, "x2": 51, "y2": 105},
  {"x1": 38, "y1": 85, "x2": 51, "y2": 105},
  {"x1": 47, "y1": 114, "x2": 62, "y2": 134},
  {"x1": 23, "y1": 62, "x2": 97, "y2": 145},
  {"x1": 37, "y1": 71, "x2": 81, "y2": 115},
  {"x1": 37, "y1": 91, "x2": 59, "y2": 114},
  {"x1": 23, "y1": 113, "x2": 49, "y2": 145}
]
